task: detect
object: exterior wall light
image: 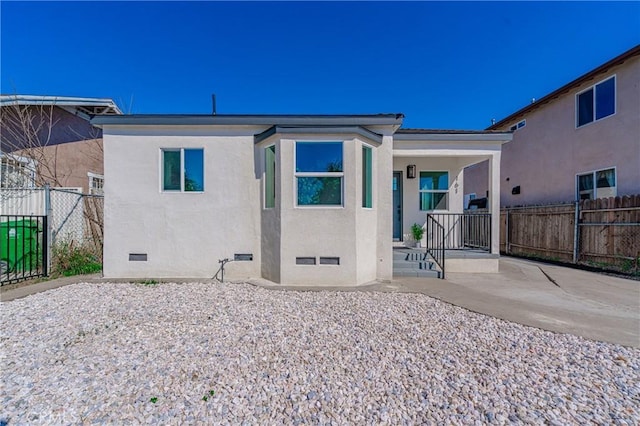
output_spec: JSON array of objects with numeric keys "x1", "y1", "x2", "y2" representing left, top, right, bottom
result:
[{"x1": 407, "y1": 165, "x2": 416, "y2": 179}]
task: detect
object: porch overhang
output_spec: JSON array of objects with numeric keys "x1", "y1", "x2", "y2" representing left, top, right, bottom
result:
[{"x1": 254, "y1": 125, "x2": 384, "y2": 145}]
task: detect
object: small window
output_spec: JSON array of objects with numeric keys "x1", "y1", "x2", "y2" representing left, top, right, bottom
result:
[
  {"x1": 362, "y1": 145, "x2": 372, "y2": 208},
  {"x1": 295, "y1": 142, "x2": 343, "y2": 206},
  {"x1": 419, "y1": 171, "x2": 448, "y2": 210},
  {"x1": 162, "y1": 149, "x2": 204, "y2": 192},
  {"x1": 577, "y1": 76, "x2": 615, "y2": 127},
  {"x1": 577, "y1": 168, "x2": 616, "y2": 200},
  {"x1": 88, "y1": 172, "x2": 104, "y2": 195},
  {"x1": 265, "y1": 145, "x2": 276, "y2": 208},
  {"x1": 509, "y1": 119, "x2": 526, "y2": 132}
]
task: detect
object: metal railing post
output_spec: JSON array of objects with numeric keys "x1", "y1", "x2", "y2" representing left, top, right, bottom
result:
[{"x1": 44, "y1": 185, "x2": 52, "y2": 276}]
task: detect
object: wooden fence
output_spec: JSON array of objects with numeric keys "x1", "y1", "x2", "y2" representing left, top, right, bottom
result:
[{"x1": 500, "y1": 195, "x2": 640, "y2": 275}]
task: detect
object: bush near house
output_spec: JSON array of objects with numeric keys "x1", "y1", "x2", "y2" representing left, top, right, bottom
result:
[{"x1": 52, "y1": 240, "x2": 102, "y2": 277}]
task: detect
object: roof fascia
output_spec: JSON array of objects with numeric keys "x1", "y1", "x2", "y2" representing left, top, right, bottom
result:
[
  {"x1": 488, "y1": 44, "x2": 640, "y2": 130},
  {"x1": 255, "y1": 125, "x2": 383, "y2": 145},
  {"x1": 394, "y1": 132, "x2": 513, "y2": 142},
  {"x1": 91, "y1": 114, "x2": 404, "y2": 128}
]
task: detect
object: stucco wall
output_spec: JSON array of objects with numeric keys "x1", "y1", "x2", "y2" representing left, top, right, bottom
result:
[
  {"x1": 465, "y1": 56, "x2": 640, "y2": 206},
  {"x1": 392, "y1": 157, "x2": 466, "y2": 238},
  {"x1": 102, "y1": 126, "x2": 262, "y2": 279},
  {"x1": 257, "y1": 141, "x2": 281, "y2": 283},
  {"x1": 16, "y1": 138, "x2": 103, "y2": 192},
  {"x1": 276, "y1": 135, "x2": 379, "y2": 286}
]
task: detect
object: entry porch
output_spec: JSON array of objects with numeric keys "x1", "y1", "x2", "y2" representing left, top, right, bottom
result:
[{"x1": 391, "y1": 129, "x2": 512, "y2": 277}]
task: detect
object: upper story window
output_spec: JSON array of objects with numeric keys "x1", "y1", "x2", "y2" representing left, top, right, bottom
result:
[
  {"x1": 88, "y1": 172, "x2": 104, "y2": 195},
  {"x1": 577, "y1": 167, "x2": 616, "y2": 200},
  {"x1": 509, "y1": 119, "x2": 526, "y2": 132},
  {"x1": 0, "y1": 154, "x2": 36, "y2": 188},
  {"x1": 419, "y1": 171, "x2": 448, "y2": 210},
  {"x1": 295, "y1": 142, "x2": 343, "y2": 206},
  {"x1": 576, "y1": 76, "x2": 615, "y2": 128},
  {"x1": 162, "y1": 148, "x2": 204, "y2": 192}
]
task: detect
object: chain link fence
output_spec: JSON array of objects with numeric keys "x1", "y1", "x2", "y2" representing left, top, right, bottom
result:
[{"x1": 0, "y1": 187, "x2": 103, "y2": 283}]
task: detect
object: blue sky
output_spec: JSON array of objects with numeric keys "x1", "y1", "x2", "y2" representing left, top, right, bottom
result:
[{"x1": 1, "y1": 1, "x2": 639, "y2": 129}]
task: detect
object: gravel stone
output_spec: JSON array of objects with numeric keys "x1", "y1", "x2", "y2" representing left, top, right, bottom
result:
[{"x1": 1, "y1": 281, "x2": 638, "y2": 424}]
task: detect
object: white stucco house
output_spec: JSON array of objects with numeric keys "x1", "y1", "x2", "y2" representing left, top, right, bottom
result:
[{"x1": 92, "y1": 114, "x2": 512, "y2": 285}]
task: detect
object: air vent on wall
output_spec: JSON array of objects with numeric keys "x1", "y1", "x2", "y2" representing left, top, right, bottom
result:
[
  {"x1": 234, "y1": 253, "x2": 253, "y2": 261},
  {"x1": 129, "y1": 253, "x2": 147, "y2": 261},
  {"x1": 296, "y1": 257, "x2": 316, "y2": 265},
  {"x1": 319, "y1": 257, "x2": 340, "y2": 265}
]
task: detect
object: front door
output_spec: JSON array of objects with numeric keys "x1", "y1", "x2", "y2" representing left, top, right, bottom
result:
[{"x1": 393, "y1": 171, "x2": 403, "y2": 240}]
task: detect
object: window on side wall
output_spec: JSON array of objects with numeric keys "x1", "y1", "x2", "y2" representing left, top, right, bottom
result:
[
  {"x1": 419, "y1": 171, "x2": 448, "y2": 210},
  {"x1": 362, "y1": 145, "x2": 372, "y2": 208},
  {"x1": 88, "y1": 172, "x2": 104, "y2": 195},
  {"x1": 162, "y1": 148, "x2": 204, "y2": 192},
  {"x1": 576, "y1": 76, "x2": 615, "y2": 127},
  {"x1": 295, "y1": 141, "x2": 343, "y2": 206},
  {"x1": 577, "y1": 168, "x2": 616, "y2": 200},
  {"x1": 265, "y1": 145, "x2": 276, "y2": 208},
  {"x1": 0, "y1": 154, "x2": 36, "y2": 188}
]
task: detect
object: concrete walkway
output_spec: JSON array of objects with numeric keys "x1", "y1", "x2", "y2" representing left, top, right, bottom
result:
[
  {"x1": 2, "y1": 259, "x2": 638, "y2": 347},
  {"x1": 394, "y1": 257, "x2": 640, "y2": 348}
]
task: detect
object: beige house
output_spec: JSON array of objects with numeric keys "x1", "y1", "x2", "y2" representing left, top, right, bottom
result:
[
  {"x1": 93, "y1": 114, "x2": 511, "y2": 285},
  {"x1": 465, "y1": 44, "x2": 640, "y2": 207},
  {"x1": 0, "y1": 95, "x2": 122, "y2": 193}
]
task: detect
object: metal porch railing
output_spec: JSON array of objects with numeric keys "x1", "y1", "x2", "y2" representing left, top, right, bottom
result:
[
  {"x1": 428, "y1": 212, "x2": 491, "y2": 251},
  {"x1": 425, "y1": 214, "x2": 446, "y2": 279}
]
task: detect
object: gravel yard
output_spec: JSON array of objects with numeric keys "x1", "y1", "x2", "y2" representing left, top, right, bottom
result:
[{"x1": 1, "y1": 281, "x2": 638, "y2": 425}]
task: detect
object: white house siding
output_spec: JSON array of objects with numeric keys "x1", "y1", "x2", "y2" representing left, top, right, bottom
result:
[{"x1": 102, "y1": 125, "x2": 263, "y2": 279}]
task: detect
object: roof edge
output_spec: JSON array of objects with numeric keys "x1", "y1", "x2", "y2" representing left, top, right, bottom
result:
[
  {"x1": 488, "y1": 44, "x2": 640, "y2": 130},
  {"x1": 1, "y1": 94, "x2": 122, "y2": 114},
  {"x1": 91, "y1": 113, "x2": 404, "y2": 127},
  {"x1": 254, "y1": 125, "x2": 383, "y2": 145}
]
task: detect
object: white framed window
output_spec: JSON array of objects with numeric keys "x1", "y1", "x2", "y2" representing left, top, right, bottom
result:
[
  {"x1": 577, "y1": 167, "x2": 616, "y2": 200},
  {"x1": 295, "y1": 141, "x2": 343, "y2": 206},
  {"x1": 88, "y1": 172, "x2": 104, "y2": 195},
  {"x1": 509, "y1": 119, "x2": 526, "y2": 132},
  {"x1": 419, "y1": 171, "x2": 449, "y2": 210},
  {"x1": 576, "y1": 75, "x2": 616, "y2": 128},
  {"x1": 264, "y1": 145, "x2": 276, "y2": 208},
  {"x1": 161, "y1": 148, "x2": 204, "y2": 192},
  {"x1": 0, "y1": 154, "x2": 36, "y2": 188}
]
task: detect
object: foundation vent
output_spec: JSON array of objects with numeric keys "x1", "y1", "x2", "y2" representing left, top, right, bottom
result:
[
  {"x1": 296, "y1": 257, "x2": 316, "y2": 265},
  {"x1": 234, "y1": 253, "x2": 253, "y2": 261},
  {"x1": 319, "y1": 257, "x2": 340, "y2": 265},
  {"x1": 129, "y1": 253, "x2": 147, "y2": 261}
]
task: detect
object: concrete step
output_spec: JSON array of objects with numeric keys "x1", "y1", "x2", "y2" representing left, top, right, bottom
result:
[
  {"x1": 393, "y1": 261, "x2": 433, "y2": 270},
  {"x1": 393, "y1": 269, "x2": 441, "y2": 278}
]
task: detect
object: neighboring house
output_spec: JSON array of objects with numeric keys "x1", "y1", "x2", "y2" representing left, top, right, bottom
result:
[
  {"x1": 465, "y1": 44, "x2": 640, "y2": 207},
  {"x1": 0, "y1": 95, "x2": 122, "y2": 193},
  {"x1": 92, "y1": 114, "x2": 511, "y2": 285}
]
